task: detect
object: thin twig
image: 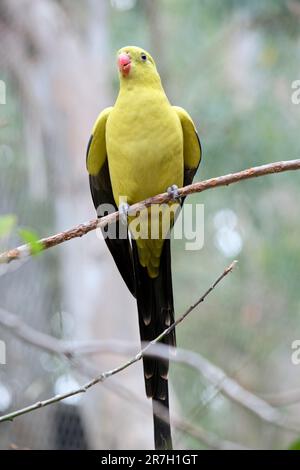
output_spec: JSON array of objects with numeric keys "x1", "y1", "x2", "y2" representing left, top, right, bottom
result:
[
  {"x1": 2, "y1": 267, "x2": 300, "y2": 433},
  {"x1": 96, "y1": 344, "x2": 300, "y2": 434},
  {"x1": 2, "y1": 262, "x2": 299, "y2": 433},
  {"x1": 0, "y1": 307, "x2": 67, "y2": 356},
  {"x1": 103, "y1": 377, "x2": 249, "y2": 450},
  {"x1": 1, "y1": 159, "x2": 299, "y2": 264},
  {"x1": 70, "y1": 357, "x2": 248, "y2": 449},
  {"x1": 0, "y1": 261, "x2": 236, "y2": 423}
]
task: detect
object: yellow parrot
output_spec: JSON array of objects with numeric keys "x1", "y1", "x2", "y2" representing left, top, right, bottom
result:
[{"x1": 86, "y1": 46, "x2": 201, "y2": 450}]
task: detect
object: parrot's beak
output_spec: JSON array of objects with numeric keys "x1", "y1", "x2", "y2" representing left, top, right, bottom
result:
[{"x1": 118, "y1": 53, "x2": 131, "y2": 76}]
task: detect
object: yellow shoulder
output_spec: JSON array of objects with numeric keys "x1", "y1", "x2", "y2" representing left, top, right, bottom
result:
[
  {"x1": 86, "y1": 106, "x2": 113, "y2": 176},
  {"x1": 173, "y1": 106, "x2": 201, "y2": 170}
]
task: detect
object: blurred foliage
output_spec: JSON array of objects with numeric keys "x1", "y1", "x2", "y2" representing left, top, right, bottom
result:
[
  {"x1": 18, "y1": 228, "x2": 43, "y2": 255},
  {"x1": 0, "y1": 214, "x2": 17, "y2": 238},
  {"x1": 289, "y1": 437, "x2": 300, "y2": 450}
]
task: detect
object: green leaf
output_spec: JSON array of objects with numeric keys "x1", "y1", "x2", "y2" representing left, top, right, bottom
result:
[
  {"x1": 0, "y1": 214, "x2": 17, "y2": 237},
  {"x1": 289, "y1": 438, "x2": 300, "y2": 450},
  {"x1": 18, "y1": 228, "x2": 43, "y2": 255}
]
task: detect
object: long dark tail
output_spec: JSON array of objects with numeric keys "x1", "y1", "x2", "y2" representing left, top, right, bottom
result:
[{"x1": 132, "y1": 239, "x2": 175, "y2": 450}]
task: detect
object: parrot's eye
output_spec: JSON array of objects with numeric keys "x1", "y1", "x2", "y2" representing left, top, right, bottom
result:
[{"x1": 141, "y1": 53, "x2": 147, "y2": 61}]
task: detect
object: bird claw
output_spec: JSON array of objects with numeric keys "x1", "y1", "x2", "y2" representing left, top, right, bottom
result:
[
  {"x1": 167, "y1": 184, "x2": 180, "y2": 201},
  {"x1": 119, "y1": 202, "x2": 130, "y2": 225}
]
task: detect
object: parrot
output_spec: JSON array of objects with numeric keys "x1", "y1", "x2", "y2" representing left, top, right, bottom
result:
[{"x1": 86, "y1": 46, "x2": 201, "y2": 450}]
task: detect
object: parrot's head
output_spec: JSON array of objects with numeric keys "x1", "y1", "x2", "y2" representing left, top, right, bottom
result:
[{"x1": 117, "y1": 46, "x2": 161, "y2": 87}]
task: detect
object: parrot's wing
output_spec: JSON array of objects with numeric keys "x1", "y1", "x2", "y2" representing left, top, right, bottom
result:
[
  {"x1": 86, "y1": 107, "x2": 135, "y2": 296},
  {"x1": 173, "y1": 106, "x2": 202, "y2": 187},
  {"x1": 86, "y1": 107, "x2": 112, "y2": 176}
]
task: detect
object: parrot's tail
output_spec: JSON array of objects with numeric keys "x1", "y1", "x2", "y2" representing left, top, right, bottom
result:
[
  {"x1": 132, "y1": 238, "x2": 175, "y2": 450},
  {"x1": 152, "y1": 393, "x2": 172, "y2": 450}
]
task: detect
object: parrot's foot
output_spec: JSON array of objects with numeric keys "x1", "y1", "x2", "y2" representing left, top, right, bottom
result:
[
  {"x1": 119, "y1": 202, "x2": 130, "y2": 225},
  {"x1": 167, "y1": 184, "x2": 180, "y2": 201}
]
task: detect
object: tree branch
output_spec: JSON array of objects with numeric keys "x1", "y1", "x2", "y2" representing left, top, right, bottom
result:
[
  {"x1": 0, "y1": 261, "x2": 236, "y2": 423},
  {"x1": 103, "y1": 377, "x2": 249, "y2": 450},
  {"x1": 2, "y1": 259, "x2": 300, "y2": 434},
  {"x1": 1, "y1": 159, "x2": 299, "y2": 264},
  {"x1": 0, "y1": 307, "x2": 68, "y2": 356}
]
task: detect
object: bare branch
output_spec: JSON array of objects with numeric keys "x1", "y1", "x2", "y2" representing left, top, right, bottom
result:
[
  {"x1": 2, "y1": 259, "x2": 300, "y2": 435},
  {"x1": 87, "y1": 343, "x2": 300, "y2": 434},
  {"x1": 1, "y1": 159, "x2": 299, "y2": 264},
  {"x1": 0, "y1": 307, "x2": 67, "y2": 355},
  {"x1": 103, "y1": 377, "x2": 249, "y2": 450},
  {"x1": 0, "y1": 261, "x2": 236, "y2": 423},
  {"x1": 2, "y1": 259, "x2": 300, "y2": 433},
  {"x1": 68, "y1": 357, "x2": 248, "y2": 449}
]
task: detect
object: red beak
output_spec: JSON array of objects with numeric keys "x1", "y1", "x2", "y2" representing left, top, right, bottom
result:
[{"x1": 118, "y1": 53, "x2": 131, "y2": 76}]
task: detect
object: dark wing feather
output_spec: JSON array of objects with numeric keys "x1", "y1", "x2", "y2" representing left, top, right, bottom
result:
[
  {"x1": 181, "y1": 130, "x2": 202, "y2": 206},
  {"x1": 88, "y1": 145, "x2": 135, "y2": 297}
]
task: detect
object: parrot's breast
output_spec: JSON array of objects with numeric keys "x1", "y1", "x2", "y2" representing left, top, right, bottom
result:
[
  {"x1": 106, "y1": 90, "x2": 184, "y2": 205},
  {"x1": 106, "y1": 89, "x2": 184, "y2": 277}
]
